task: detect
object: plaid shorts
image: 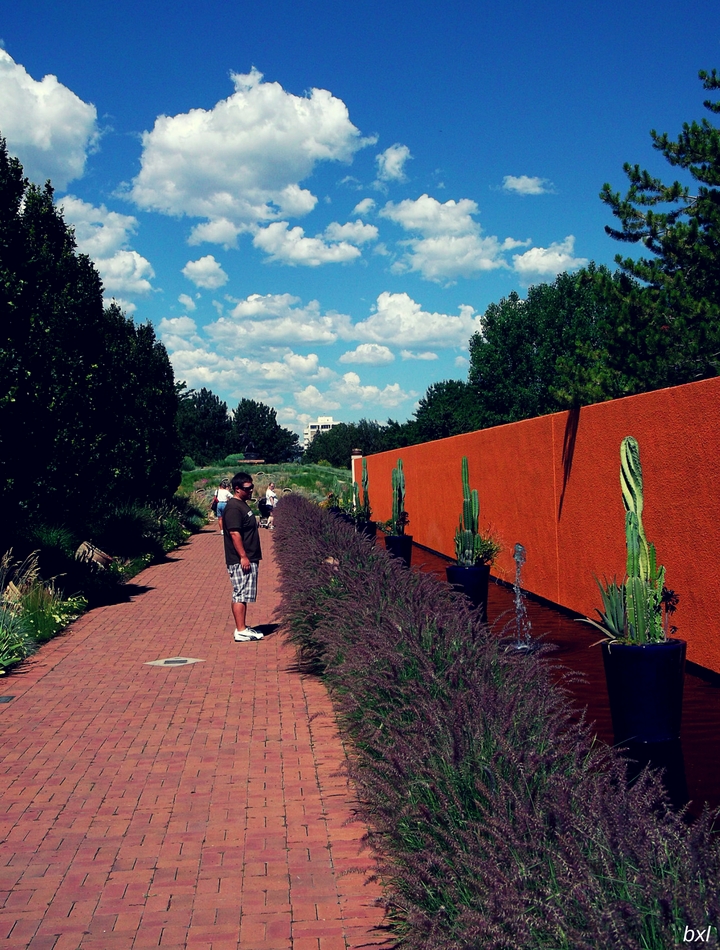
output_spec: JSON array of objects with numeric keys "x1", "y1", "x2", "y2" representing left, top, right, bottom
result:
[{"x1": 227, "y1": 562, "x2": 259, "y2": 603}]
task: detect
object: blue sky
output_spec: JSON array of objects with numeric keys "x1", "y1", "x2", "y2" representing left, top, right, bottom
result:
[{"x1": 2, "y1": 1, "x2": 719, "y2": 433}]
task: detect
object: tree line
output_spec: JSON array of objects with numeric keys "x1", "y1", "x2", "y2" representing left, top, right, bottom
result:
[
  {"x1": 0, "y1": 136, "x2": 299, "y2": 558},
  {"x1": 3, "y1": 66, "x2": 719, "y2": 508},
  {"x1": 306, "y1": 69, "x2": 720, "y2": 467},
  {"x1": 177, "y1": 387, "x2": 299, "y2": 468}
]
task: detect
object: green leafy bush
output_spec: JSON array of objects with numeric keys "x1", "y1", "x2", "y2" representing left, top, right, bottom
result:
[
  {"x1": 0, "y1": 607, "x2": 34, "y2": 674},
  {"x1": 19, "y1": 582, "x2": 86, "y2": 643},
  {"x1": 0, "y1": 551, "x2": 86, "y2": 670}
]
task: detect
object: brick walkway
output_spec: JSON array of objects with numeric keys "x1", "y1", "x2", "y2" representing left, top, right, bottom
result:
[{"x1": 0, "y1": 529, "x2": 388, "y2": 950}]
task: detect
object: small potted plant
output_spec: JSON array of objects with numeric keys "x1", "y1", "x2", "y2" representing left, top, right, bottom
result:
[
  {"x1": 353, "y1": 458, "x2": 376, "y2": 539},
  {"x1": 446, "y1": 456, "x2": 501, "y2": 622},
  {"x1": 382, "y1": 458, "x2": 412, "y2": 566},
  {"x1": 325, "y1": 484, "x2": 354, "y2": 523},
  {"x1": 580, "y1": 436, "x2": 684, "y2": 744}
]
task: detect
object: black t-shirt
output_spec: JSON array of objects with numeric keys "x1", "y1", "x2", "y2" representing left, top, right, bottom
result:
[{"x1": 223, "y1": 497, "x2": 262, "y2": 565}]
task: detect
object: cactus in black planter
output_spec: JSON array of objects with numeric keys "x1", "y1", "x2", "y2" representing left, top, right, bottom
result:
[
  {"x1": 354, "y1": 458, "x2": 375, "y2": 539},
  {"x1": 580, "y1": 436, "x2": 685, "y2": 743},
  {"x1": 384, "y1": 458, "x2": 412, "y2": 566},
  {"x1": 447, "y1": 456, "x2": 501, "y2": 621}
]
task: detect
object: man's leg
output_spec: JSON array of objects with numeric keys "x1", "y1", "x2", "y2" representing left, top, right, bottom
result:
[
  {"x1": 228, "y1": 563, "x2": 262, "y2": 639},
  {"x1": 232, "y1": 599, "x2": 247, "y2": 631}
]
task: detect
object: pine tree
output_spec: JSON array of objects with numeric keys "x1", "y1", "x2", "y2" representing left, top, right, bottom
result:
[{"x1": 599, "y1": 69, "x2": 720, "y2": 389}]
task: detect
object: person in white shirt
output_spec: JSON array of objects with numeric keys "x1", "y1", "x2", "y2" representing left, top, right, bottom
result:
[
  {"x1": 214, "y1": 479, "x2": 233, "y2": 534},
  {"x1": 265, "y1": 482, "x2": 278, "y2": 528}
]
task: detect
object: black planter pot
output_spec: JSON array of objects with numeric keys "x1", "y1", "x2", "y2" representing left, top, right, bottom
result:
[
  {"x1": 601, "y1": 638, "x2": 687, "y2": 743},
  {"x1": 384, "y1": 534, "x2": 413, "y2": 567},
  {"x1": 356, "y1": 519, "x2": 377, "y2": 540},
  {"x1": 445, "y1": 563, "x2": 491, "y2": 623}
]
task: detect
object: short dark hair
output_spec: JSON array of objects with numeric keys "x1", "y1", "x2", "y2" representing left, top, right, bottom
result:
[{"x1": 232, "y1": 472, "x2": 253, "y2": 491}]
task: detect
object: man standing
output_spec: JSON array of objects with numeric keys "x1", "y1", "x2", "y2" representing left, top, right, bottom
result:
[{"x1": 224, "y1": 472, "x2": 264, "y2": 642}]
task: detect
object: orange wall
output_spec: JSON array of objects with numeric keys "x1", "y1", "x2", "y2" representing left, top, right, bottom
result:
[{"x1": 362, "y1": 377, "x2": 720, "y2": 673}]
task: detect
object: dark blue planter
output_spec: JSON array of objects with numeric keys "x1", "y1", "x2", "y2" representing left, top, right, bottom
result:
[
  {"x1": 356, "y1": 519, "x2": 377, "y2": 540},
  {"x1": 601, "y1": 639, "x2": 686, "y2": 743},
  {"x1": 384, "y1": 534, "x2": 413, "y2": 567},
  {"x1": 445, "y1": 564, "x2": 491, "y2": 623}
]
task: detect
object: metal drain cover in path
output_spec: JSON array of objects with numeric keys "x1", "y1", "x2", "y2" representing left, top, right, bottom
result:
[{"x1": 145, "y1": 656, "x2": 204, "y2": 667}]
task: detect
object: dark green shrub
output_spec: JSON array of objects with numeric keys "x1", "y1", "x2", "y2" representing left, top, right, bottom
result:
[
  {"x1": 90, "y1": 502, "x2": 161, "y2": 559},
  {"x1": 181, "y1": 455, "x2": 197, "y2": 471},
  {"x1": 24, "y1": 523, "x2": 78, "y2": 581}
]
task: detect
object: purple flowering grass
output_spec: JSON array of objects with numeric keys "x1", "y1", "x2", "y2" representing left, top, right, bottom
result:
[{"x1": 274, "y1": 495, "x2": 720, "y2": 950}]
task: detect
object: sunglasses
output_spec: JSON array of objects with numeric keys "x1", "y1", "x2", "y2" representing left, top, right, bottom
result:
[{"x1": 241, "y1": 484, "x2": 254, "y2": 491}]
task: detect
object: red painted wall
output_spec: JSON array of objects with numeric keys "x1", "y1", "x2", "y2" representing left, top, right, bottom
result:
[{"x1": 363, "y1": 377, "x2": 720, "y2": 673}]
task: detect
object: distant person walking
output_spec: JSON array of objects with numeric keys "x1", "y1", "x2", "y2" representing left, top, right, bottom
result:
[
  {"x1": 265, "y1": 482, "x2": 278, "y2": 529},
  {"x1": 214, "y1": 478, "x2": 233, "y2": 534},
  {"x1": 223, "y1": 472, "x2": 264, "y2": 642}
]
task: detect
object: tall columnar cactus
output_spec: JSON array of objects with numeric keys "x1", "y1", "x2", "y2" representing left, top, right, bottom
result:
[
  {"x1": 361, "y1": 458, "x2": 371, "y2": 520},
  {"x1": 352, "y1": 459, "x2": 372, "y2": 521},
  {"x1": 588, "y1": 437, "x2": 670, "y2": 643},
  {"x1": 390, "y1": 458, "x2": 406, "y2": 535},
  {"x1": 455, "y1": 456, "x2": 480, "y2": 566},
  {"x1": 620, "y1": 437, "x2": 665, "y2": 643},
  {"x1": 452, "y1": 456, "x2": 501, "y2": 566}
]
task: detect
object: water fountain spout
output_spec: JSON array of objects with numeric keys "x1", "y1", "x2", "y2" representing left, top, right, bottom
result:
[{"x1": 511, "y1": 542, "x2": 534, "y2": 651}]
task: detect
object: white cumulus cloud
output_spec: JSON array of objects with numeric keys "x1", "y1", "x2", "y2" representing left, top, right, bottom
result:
[
  {"x1": 295, "y1": 385, "x2": 342, "y2": 412},
  {"x1": 211, "y1": 292, "x2": 352, "y2": 347},
  {"x1": 323, "y1": 220, "x2": 378, "y2": 244},
  {"x1": 178, "y1": 293, "x2": 197, "y2": 311},
  {"x1": 381, "y1": 194, "x2": 529, "y2": 281},
  {"x1": 100, "y1": 251, "x2": 155, "y2": 296},
  {"x1": 59, "y1": 196, "x2": 155, "y2": 296},
  {"x1": 354, "y1": 291, "x2": 482, "y2": 347},
  {"x1": 339, "y1": 343, "x2": 395, "y2": 364},
  {"x1": 296, "y1": 372, "x2": 411, "y2": 412},
  {"x1": 512, "y1": 236, "x2": 588, "y2": 277},
  {"x1": 129, "y1": 68, "x2": 372, "y2": 240},
  {"x1": 401, "y1": 350, "x2": 438, "y2": 361},
  {"x1": 188, "y1": 218, "x2": 243, "y2": 249},
  {"x1": 182, "y1": 255, "x2": 228, "y2": 290},
  {"x1": 502, "y1": 175, "x2": 554, "y2": 195},
  {"x1": 0, "y1": 50, "x2": 99, "y2": 189},
  {"x1": 375, "y1": 143, "x2": 412, "y2": 183},
  {"x1": 352, "y1": 197, "x2": 376, "y2": 216},
  {"x1": 252, "y1": 221, "x2": 362, "y2": 266}
]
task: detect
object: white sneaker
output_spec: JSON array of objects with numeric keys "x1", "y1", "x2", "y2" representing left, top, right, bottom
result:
[{"x1": 234, "y1": 627, "x2": 264, "y2": 641}]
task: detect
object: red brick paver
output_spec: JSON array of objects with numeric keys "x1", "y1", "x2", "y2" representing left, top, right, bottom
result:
[{"x1": 0, "y1": 529, "x2": 387, "y2": 949}]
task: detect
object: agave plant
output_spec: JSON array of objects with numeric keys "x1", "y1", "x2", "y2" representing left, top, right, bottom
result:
[
  {"x1": 582, "y1": 436, "x2": 677, "y2": 644},
  {"x1": 454, "y1": 457, "x2": 501, "y2": 567}
]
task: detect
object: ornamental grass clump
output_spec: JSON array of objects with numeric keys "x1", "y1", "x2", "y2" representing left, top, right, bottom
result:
[{"x1": 274, "y1": 494, "x2": 720, "y2": 950}]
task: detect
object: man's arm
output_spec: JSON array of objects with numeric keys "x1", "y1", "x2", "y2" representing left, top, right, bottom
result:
[{"x1": 229, "y1": 531, "x2": 251, "y2": 572}]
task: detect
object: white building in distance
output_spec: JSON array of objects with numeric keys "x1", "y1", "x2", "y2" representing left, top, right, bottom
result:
[{"x1": 303, "y1": 416, "x2": 340, "y2": 449}]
